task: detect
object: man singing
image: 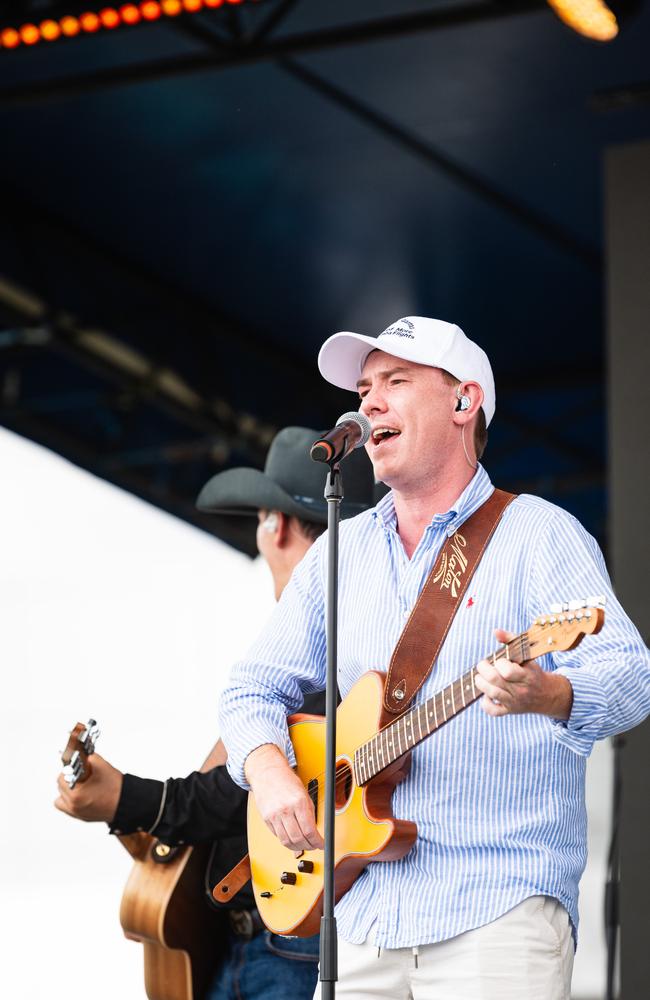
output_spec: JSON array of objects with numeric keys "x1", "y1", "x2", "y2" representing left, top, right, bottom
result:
[{"x1": 218, "y1": 316, "x2": 650, "y2": 1000}]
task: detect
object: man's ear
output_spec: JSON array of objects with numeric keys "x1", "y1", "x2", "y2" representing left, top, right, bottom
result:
[
  {"x1": 274, "y1": 511, "x2": 290, "y2": 547},
  {"x1": 451, "y1": 381, "x2": 484, "y2": 425}
]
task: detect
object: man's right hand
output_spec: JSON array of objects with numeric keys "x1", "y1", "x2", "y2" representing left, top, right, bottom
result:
[
  {"x1": 54, "y1": 753, "x2": 123, "y2": 823},
  {"x1": 245, "y1": 744, "x2": 324, "y2": 852}
]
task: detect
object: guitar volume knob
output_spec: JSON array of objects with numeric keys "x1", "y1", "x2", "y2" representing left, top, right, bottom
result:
[
  {"x1": 280, "y1": 871, "x2": 297, "y2": 885},
  {"x1": 297, "y1": 860, "x2": 314, "y2": 873}
]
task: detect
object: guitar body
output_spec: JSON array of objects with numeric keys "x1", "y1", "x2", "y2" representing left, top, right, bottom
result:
[
  {"x1": 120, "y1": 836, "x2": 224, "y2": 1000},
  {"x1": 248, "y1": 671, "x2": 417, "y2": 936},
  {"x1": 61, "y1": 722, "x2": 224, "y2": 1000}
]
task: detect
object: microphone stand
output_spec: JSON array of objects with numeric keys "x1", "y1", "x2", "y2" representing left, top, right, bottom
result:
[
  {"x1": 605, "y1": 733, "x2": 624, "y2": 1000},
  {"x1": 319, "y1": 460, "x2": 343, "y2": 1000}
]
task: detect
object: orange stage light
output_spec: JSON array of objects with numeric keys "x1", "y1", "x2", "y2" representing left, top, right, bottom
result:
[
  {"x1": 120, "y1": 4, "x2": 141, "y2": 23},
  {"x1": 80, "y1": 12, "x2": 101, "y2": 32},
  {"x1": 40, "y1": 19, "x2": 62, "y2": 40},
  {"x1": 99, "y1": 7, "x2": 121, "y2": 28},
  {"x1": 0, "y1": 0, "x2": 257, "y2": 52},
  {"x1": 20, "y1": 23, "x2": 40, "y2": 45},
  {"x1": 141, "y1": 1, "x2": 162, "y2": 18},
  {"x1": 1, "y1": 27, "x2": 21, "y2": 48},
  {"x1": 547, "y1": 0, "x2": 619, "y2": 39},
  {"x1": 60, "y1": 15, "x2": 81, "y2": 36}
]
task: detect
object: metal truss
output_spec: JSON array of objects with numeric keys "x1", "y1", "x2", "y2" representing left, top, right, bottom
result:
[{"x1": 0, "y1": 273, "x2": 275, "y2": 553}]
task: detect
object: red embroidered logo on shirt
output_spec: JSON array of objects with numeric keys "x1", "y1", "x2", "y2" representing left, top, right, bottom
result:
[{"x1": 466, "y1": 596, "x2": 474, "y2": 608}]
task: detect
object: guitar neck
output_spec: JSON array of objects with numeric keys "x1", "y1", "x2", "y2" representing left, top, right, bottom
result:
[{"x1": 354, "y1": 631, "x2": 531, "y2": 785}]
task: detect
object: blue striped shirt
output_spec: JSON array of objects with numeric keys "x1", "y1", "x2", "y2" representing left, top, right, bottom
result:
[{"x1": 219, "y1": 464, "x2": 650, "y2": 946}]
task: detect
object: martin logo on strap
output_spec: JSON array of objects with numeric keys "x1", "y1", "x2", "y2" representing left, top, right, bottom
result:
[{"x1": 380, "y1": 318, "x2": 415, "y2": 341}]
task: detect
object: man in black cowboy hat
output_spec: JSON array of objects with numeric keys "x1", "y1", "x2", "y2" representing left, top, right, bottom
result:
[{"x1": 55, "y1": 426, "x2": 376, "y2": 1000}]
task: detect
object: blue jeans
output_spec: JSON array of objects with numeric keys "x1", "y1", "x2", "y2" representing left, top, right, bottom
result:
[{"x1": 208, "y1": 929, "x2": 319, "y2": 1000}]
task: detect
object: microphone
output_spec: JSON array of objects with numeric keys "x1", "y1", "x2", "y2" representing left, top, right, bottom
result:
[{"x1": 310, "y1": 411, "x2": 371, "y2": 464}]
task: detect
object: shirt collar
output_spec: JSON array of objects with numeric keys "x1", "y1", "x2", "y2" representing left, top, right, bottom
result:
[{"x1": 372, "y1": 464, "x2": 495, "y2": 538}]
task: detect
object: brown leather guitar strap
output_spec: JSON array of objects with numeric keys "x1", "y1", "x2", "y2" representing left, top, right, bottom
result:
[
  {"x1": 212, "y1": 853, "x2": 252, "y2": 904},
  {"x1": 379, "y1": 488, "x2": 516, "y2": 729}
]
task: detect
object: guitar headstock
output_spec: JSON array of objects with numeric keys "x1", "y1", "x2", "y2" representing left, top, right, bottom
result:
[
  {"x1": 61, "y1": 719, "x2": 100, "y2": 789},
  {"x1": 527, "y1": 596, "x2": 606, "y2": 657}
]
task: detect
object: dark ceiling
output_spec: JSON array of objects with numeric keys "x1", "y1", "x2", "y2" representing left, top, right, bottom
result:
[{"x1": 1, "y1": 0, "x2": 648, "y2": 555}]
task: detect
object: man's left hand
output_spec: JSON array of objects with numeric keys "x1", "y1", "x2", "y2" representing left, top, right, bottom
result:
[
  {"x1": 54, "y1": 753, "x2": 123, "y2": 823},
  {"x1": 475, "y1": 629, "x2": 573, "y2": 720}
]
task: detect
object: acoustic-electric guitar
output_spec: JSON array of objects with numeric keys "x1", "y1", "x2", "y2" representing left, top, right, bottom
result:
[
  {"x1": 242, "y1": 598, "x2": 605, "y2": 937},
  {"x1": 61, "y1": 722, "x2": 223, "y2": 1000}
]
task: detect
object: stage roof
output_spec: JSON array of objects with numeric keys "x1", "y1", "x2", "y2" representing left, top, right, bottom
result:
[{"x1": 1, "y1": 0, "x2": 648, "y2": 554}]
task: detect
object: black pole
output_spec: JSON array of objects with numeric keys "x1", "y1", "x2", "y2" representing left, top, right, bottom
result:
[
  {"x1": 605, "y1": 734, "x2": 624, "y2": 1000},
  {"x1": 319, "y1": 462, "x2": 343, "y2": 999}
]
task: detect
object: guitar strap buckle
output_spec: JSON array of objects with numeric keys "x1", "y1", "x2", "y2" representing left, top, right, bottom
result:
[{"x1": 228, "y1": 908, "x2": 264, "y2": 940}]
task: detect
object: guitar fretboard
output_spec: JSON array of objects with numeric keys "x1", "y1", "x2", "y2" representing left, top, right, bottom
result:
[{"x1": 353, "y1": 632, "x2": 530, "y2": 786}]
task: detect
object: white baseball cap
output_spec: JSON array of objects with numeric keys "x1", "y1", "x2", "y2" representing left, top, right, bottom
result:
[{"x1": 318, "y1": 315, "x2": 496, "y2": 426}]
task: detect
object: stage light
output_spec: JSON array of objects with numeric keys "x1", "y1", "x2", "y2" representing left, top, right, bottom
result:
[
  {"x1": 0, "y1": 0, "x2": 259, "y2": 49},
  {"x1": 80, "y1": 11, "x2": 101, "y2": 32},
  {"x1": 1, "y1": 27, "x2": 21, "y2": 48},
  {"x1": 40, "y1": 19, "x2": 62, "y2": 40},
  {"x1": 548, "y1": 0, "x2": 640, "y2": 39},
  {"x1": 547, "y1": 0, "x2": 618, "y2": 38},
  {"x1": 120, "y1": 3, "x2": 141, "y2": 23},
  {"x1": 60, "y1": 15, "x2": 81, "y2": 36},
  {"x1": 99, "y1": 7, "x2": 121, "y2": 28},
  {"x1": 20, "y1": 23, "x2": 40, "y2": 45},
  {"x1": 140, "y1": 1, "x2": 162, "y2": 18}
]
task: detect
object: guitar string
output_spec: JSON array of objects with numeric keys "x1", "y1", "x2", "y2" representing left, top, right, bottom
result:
[
  {"x1": 303, "y1": 632, "x2": 531, "y2": 797},
  {"x1": 317, "y1": 634, "x2": 528, "y2": 794}
]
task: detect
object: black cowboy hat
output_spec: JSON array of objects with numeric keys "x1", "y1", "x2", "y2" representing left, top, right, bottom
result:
[{"x1": 196, "y1": 425, "x2": 376, "y2": 525}]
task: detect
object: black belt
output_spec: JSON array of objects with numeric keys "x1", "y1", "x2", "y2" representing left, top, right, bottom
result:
[{"x1": 228, "y1": 908, "x2": 265, "y2": 940}]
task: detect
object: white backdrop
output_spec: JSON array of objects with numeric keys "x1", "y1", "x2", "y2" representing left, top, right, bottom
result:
[{"x1": 0, "y1": 427, "x2": 610, "y2": 998}]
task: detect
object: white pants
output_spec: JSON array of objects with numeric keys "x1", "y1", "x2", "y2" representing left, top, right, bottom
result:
[{"x1": 314, "y1": 896, "x2": 574, "y2": 1000}]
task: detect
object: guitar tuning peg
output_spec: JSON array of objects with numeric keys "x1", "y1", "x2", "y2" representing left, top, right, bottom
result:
[{"x1": 562, "y1": 596, "x2": 607, "y2": 612}]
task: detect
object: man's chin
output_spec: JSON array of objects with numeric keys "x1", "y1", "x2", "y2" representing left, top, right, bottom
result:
[{"x1": 370, "y1": 459, "x2": 397, "y2": 489}]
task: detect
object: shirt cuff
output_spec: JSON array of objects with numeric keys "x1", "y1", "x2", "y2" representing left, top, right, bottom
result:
[
  {"x1": 226, "y1": 726, "x2": 297, "y2": 790},
  {"x1": 550, "y1": 667, "x2": 609, "y2": 756},
  {"x1": 109, "y1": 774, "x2": 165, "y2": 835}
]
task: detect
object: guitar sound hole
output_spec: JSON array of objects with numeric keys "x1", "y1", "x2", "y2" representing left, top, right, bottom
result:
[{"x1": 335, "y1": 760, "x2": 353, "y2": 809}]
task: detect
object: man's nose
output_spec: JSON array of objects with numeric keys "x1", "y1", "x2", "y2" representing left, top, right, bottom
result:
[{"x1": 360, "y1": 386, "x2": 387, "y2": 415}]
